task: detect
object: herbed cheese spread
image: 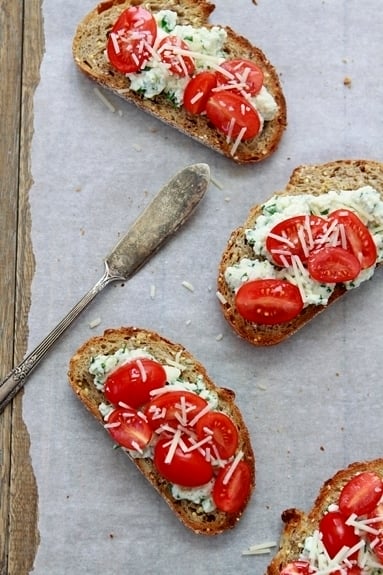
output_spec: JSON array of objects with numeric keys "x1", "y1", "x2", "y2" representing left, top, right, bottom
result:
[{"x1": 225, "y1": 186, "x2": 383, "y2": 307}]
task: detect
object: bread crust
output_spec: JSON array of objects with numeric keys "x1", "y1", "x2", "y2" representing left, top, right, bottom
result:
[
  {"x1": 68, "y1": 326, "x2": 255, "y2": 535},
  {"x1": 217, "y1": 159, "x2": 383, "y2": 346},
  {"x1": 266, "y1": 459, "x2": 383, "y2": 575},
  {"x1": 72, "y1": 0, "x2": 287, "y2": 164}
]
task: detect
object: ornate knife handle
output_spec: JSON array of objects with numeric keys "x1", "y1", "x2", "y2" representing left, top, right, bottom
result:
[{"x1": 0, "y1": 268, "x2": 117, "y2": 413}]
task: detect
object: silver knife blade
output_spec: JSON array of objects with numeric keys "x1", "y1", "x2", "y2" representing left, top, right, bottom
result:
[{"x1": 0, "y1": 163, "x2": 210, "y2": 412}]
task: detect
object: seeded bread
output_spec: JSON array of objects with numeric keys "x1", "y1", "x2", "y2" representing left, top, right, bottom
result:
[
  {"x1": 266, "y1": 458, "x2": 383, "y2": 575},
  {"x1": 72, "y1": 0, "x2": 287, "y2": 164},
  {"x1": 68, "y1": 326, "x2": 255, "y2": 535},
  {"x1": 217, "y1": 159, "x2": 383, "y2": 346}
]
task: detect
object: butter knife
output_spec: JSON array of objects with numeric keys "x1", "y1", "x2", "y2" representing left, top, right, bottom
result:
[{"x1": 0, "y1": 163, "x2": 210, "y2": 412}]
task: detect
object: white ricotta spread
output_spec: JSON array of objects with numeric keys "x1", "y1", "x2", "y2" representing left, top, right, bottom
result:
[
  {"x1": 225, "y1": 186, "x2": 383, "y2": 307},
  {"x1": 125, "y1": 10, "x2": 278, "y2": 122}
]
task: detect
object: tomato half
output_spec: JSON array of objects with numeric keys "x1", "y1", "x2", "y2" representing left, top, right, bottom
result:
[
  {"x1": 266, "y1": 215, "x2": 327, "y2": 266},
  {"x1": 329, "y1": 209, "x2": 377, "y2": 269},
  {"x1": 105, "y1": 407, "x2": 153, "y2": 451},
  {"x1": 339, "y1": 471, "x2": 383, "y2": 517},
  {"x1": 280, "y1": 561, "x2": 313, "y2": 575},
  {"x1": 183, "y1": 71, "x2": 218, "y2": 114},
  {"x1": 307, "y1": 246, "x2": 361, "y2": 283},
  {"x1": 217, "y1": 58, "x2": 264, "y2": 96},
  {"x1": 319, "y1": 510, "x2": 360, "y2": 559},
  {"x1": 235, "y1": 279, "x2": 304, "y2": 325},
  {"x1": 154, "y1": 435, "x2": 213, "y2": 487},
  {"x1": 106, "y1": 7, "x2": 157, "y2": 74},
  {"x1": 104, "y1": 358, "x2": 166, "y2": 409},
  {"x1": 205, "y1": 92, "x2": 261, "y2": 141},
  {"x1": 212, "y1": 460, "x2": 252, "y2": 513},
  {"x1": 196, "y1": 411, "x2": 238, "y2": 460},
  {"x1": 367, "y1": 503, "x2": 383, "y2": 564},
  {"x1": 143, "y1": 390, "x2": 209, "y2": 431},
  {"x1": 157, "y1": 36, "x2": 195, "y2": 77}
]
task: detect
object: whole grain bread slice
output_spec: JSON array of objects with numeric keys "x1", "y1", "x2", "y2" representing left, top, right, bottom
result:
[
  {"x1": 68, "y1": 326, "x2": 255, "y2": 535},
  {"x1": 217, "y1": 159, "x2": 383, "y2": 346},
  {"x1": 266, "y1": 459, "x2": 383, "y2": 575},
  {"x1": 72, "y1": 0, "x2": 287, "y2": 164}
]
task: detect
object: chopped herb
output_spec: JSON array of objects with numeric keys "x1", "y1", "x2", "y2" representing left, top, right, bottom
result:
[
  {"x1": 263, "y1": 203, "x2": 278, "y2": 216},
  {"x1": 166, "y1": 92, "x2": 179, "y2": 106},
  {"x1": 159, "y1": 17, "x2": 173, "y2": 33},
  {"x1": 184, "y1": 35, "x2": 194, "y2": 42}
]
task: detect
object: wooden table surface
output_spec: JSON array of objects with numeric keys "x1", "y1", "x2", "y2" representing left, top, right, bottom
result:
[{"x1": 0, "y1": 1, "x2": 42, "y2": 573}]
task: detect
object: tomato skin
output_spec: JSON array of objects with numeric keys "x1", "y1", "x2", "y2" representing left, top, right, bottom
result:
[
  {"x1": 153, "y1": 436, "x2": 213, "y2": 487},
  {"x1": 105, "y1": 407, "x2": 153, "y2": 451},
  {"x1": 195, "y1": 411, "x2": 239, "y2": 459},
  {"x1": 217, "y1": 58, "x2": 264, "y2": 96},
  {"x1": 212, "y1": 460, "x2": 252, "y2": 513},
  {"x1": 319, "y1": 510, "x2": 360, "y2": 559},
  {"x1": 329, "y1": 209, "x2": 377, "y2": 269},
  {"x1": 235, "y1": 279, "x2": 304, "y2": 325},
  {"x1": 280, "y1": 561, "x2": 313, "y2": 575},
  {"x1": 266, "y1": 215, "x2": 327, "y2": 266},
  {"x1": 367, "y1": 503, "x2": 383, "y2": 564},
  {"x1": 104, "y1": 358, "x2": 166, "y2": 409},
  {"x1": 106, "y1": 7, "x2": 157, "y2": 74},
  {"x1": 339, "y1": 471, "x2": 383, "y2": 517},
  {"x1": 205, "y1": 91, "x2": 261, "y2": 141},
  {"x1": 307, "y1": 246, "x2": 361, "y2": 283},
  {"x1": 157, "y1": 36, "x2": 195, "y2": 76},
  {"x1": 183, "y1": 71, "x2": 218, "y2": 114},
  {"x1": 143, "y1": 390, "x2": 209, "y2": 431}
]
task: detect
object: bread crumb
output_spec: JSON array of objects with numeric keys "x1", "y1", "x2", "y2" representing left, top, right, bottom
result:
[
  {"x1": 182, "y1": 280, "x2": 195, "y2": 292},
  {"x1": 343, "y1": 76, "x2": 352, "y2": 87}
]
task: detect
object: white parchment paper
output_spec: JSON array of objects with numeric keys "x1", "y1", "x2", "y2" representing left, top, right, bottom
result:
[{"x1": 24, "y1": 1, "x2": 383, "y2": 573}]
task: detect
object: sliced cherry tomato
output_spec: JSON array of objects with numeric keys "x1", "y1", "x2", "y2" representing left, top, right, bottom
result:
[
  {"x1": 235, "y1": 279, "x2": 304, "y2": 325},
  {"x1": 183, "y1": 71, "x2": 218, "y2": 114},
  {"x1": 106, "y1": 7, "x2": 157, "y2": 74},
  {"x1": 339, "y1": 471, "x2": 383, "y2": 517},
  {"x1": 104, "y1": 358, "x2": 166, "y2": 409},
  {"x1": 157, "y1": 36, "x2": 195, "y2": 77},
  {"x1": 328, "y1": 209, "x2": 377, "y2": 269},
  {"x1": 319, "y1": 510, "x2": 360, "y2": 559},
  {"x1": 217, "y1": 58, "x2": 264, "y2": 96},
  {"x1": 212, "y1": 460, "x2": 252, "y2": 513},
  {"x1": 280, "y1": 561, "x2": 313, "y2": 575},
  {"x1": 143, "y1": 390, "x2": 209, "y2": 431},
  {"x1": 367, "y1": 503, "x2": 383, "y2": 564},
  {"x1": 266, "y1": 215, "x2": 327, "y2": 266},
  {"x1": 154, "y1": 435, "x2": 213, "y2": 487},
  {"x1": 105, "y1": 407, "x2": 153, "y2": 451},
  {"x1": 307, "y1": 246, "x2": 361, "y2": 283},
  {"x1": 205, "y1": 92, "x2": 261, "y2": 141},
  {"x1": 195, "y1": 411, "x2": 239, "y2": 460}
]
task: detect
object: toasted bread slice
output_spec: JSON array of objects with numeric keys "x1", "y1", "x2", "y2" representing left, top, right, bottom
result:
[
  {"x1": 68, "y1": 327, "x2": 255, "y2": 535},
  {"x1": 72, "y1": 0, "x2": 287, "y2": 164},
  {"x1": 217, "y1": 159, "x2": 383, "y2": 346},
  {"x1": 267, "y1": 459, "x2": 383, "y2": 574}
]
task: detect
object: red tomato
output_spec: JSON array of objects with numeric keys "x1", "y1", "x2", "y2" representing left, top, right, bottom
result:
[
  {"x1": 235, "y1": 279, "x2": 304, "y2": 325},
  {"x1": 339, "y1": 471, "x2": 383, "y2": 517},
  {"x1": 319, "y1": 510, "x2": 360, "y2": 559},
  {"x1": 106, "y1": 7, "x2": 157, "y2": 74},
  {"x1": 143, "y1": 390, "x2": 209, "y2": 431},
  {"x1": 367, "y1": 503, "x2": 383, "y2": 563},
  {"x1": 157, "y1": 36, "x2": 195, "y2": 76},
  {"x1": 217, "y1": 58, "x2": 264, "y2": 96},
  {"x1": 329, "y1": 209, "x2": 377, "y2": 269},
  {"x1": 212, "y1": 460, "x2": 252, "y2": 513},
  {"x1": 104, "y1": 358, "x2": 166, "y2": 409},
  {"x1": 196, "y1": 411, "x2": 238, "y2": 460},
  {"x1": 280, "y1": 561, "x2": 313, "y2": 575},
  {"x1": 266, "y1": 215, "x2": 327, "y2": 266},
  {"x1": 183, "y1": 71, "x2": 218, "y2": 114},
  {"x1": 205, "y1": 92, "x2": 261, "y2": 141},
  {"x1": 154, "y1": 435, "x2": 213, "y2": 487},
  {"x1": 105, "y1": 407, "x2": 153, "y2": 451},
  {"x1": 307, "y1": 246, "x2": 361, "y2": 283}
]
